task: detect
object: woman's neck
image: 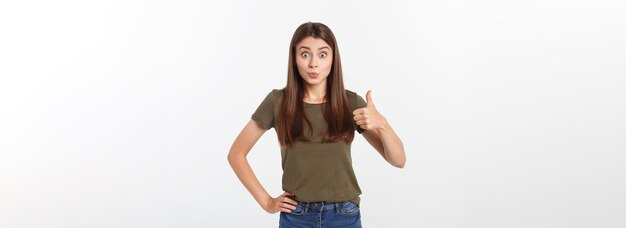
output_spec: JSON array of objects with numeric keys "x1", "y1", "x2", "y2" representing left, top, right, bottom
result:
[{"x1": 303, "y1": 83, "x2": 327, "y2": 103}]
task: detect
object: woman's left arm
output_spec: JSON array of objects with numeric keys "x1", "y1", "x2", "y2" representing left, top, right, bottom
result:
[{"x1": 353, "y1": 90, "x2": 406, "y2": 168}]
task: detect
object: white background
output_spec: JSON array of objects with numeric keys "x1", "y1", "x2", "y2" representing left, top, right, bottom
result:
[{"x1": 1, "y1": 0, "x2": 625, "y2": 227}]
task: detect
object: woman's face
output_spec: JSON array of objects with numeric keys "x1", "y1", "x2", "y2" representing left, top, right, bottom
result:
[{"x1": 295, "y1": 36, "x2": 333, "y2": 87}]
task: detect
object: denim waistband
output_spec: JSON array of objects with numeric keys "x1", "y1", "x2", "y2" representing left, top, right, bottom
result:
[{"x1": 297, "y1": 201, "x2": 343, "y2": 213}]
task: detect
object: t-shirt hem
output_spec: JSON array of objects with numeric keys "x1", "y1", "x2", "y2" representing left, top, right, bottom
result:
[{"x1": 288, "y1": 195, "x2": 361, "y2": 208}]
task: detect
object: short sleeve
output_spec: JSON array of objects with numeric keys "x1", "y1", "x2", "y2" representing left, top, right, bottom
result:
[
  {"x1": 354, "y1": 93, "x2": 368, "y2": 134},
  {"x1": 251, "y1": 89, "x2": 278, "y2": 130}
]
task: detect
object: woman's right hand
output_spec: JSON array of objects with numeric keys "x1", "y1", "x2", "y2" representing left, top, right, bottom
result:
[{"x1": 263, "y1": 191, "x2": 298, "y2": 214}]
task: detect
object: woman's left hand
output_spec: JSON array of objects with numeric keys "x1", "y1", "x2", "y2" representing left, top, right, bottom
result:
[{"x1": 353, "y1": 90, "x2": 388, "y2": 131}]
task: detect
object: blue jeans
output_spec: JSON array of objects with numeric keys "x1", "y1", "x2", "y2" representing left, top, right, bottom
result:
[{"x1": 279, "y1": 200, "x2": 362, "y2": 228}]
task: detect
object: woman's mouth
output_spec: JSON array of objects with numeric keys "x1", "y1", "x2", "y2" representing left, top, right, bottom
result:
[{"x1": 308, "y1": 72, "x2": 319, "y2": 79}]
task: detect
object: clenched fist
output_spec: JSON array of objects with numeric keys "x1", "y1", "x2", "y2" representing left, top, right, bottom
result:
[{"x1": 353, "y1": 90, "x2": 388, "y2": 131}]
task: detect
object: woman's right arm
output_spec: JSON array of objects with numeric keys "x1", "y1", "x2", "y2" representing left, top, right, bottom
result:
[{"x1": 226, "y1": 119, "x2": 298, "y2": 214}]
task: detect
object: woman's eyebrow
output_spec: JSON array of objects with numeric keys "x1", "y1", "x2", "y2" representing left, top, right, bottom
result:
[{"x1": 299, "y1": 46, "x2": 330, "y2": 50}]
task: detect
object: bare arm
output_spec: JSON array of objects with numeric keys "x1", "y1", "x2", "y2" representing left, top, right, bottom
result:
[
  {"x1": 362, "y1": 120, "x2": 406, "y2": 168},
  {"x1": 226, "y1": 119, "x2": 298, "y2": 213},
  {"x1": 354, "y1": 90, "x2": 406, "y2": 168}
]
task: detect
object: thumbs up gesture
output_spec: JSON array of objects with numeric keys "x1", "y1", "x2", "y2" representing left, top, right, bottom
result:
[{"x1": 353, "y1": 90, "x2": 388, "y2": 131}]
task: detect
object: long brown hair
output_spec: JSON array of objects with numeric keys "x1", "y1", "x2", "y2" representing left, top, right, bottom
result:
[{"x1": 276, "y1": 22, "x2": 355, "y2": 147}]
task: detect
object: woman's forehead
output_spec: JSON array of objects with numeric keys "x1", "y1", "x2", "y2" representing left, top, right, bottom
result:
[{"x1": 297, "y1": 37, "x2": 331, "y2": 50}]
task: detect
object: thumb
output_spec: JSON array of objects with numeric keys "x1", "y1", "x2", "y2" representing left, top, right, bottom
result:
[{"x1": 366, "y1": 90, "x2": 375, "y2": 107}]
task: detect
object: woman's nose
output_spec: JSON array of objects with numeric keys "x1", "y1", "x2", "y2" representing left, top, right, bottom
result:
[{"x1": 308, "y1": 57, "x2": 318, "y2": 68}]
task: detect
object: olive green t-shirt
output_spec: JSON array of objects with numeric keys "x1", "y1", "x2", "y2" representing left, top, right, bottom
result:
[{"x1": 251, "y1": 89, "x2": 368, "y2": 207}]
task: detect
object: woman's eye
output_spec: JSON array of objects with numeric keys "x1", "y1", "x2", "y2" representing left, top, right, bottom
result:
[
  {"x1": 301, "y1": 52, "x2": 309, "y2": 58},
  {"x1": 320, "y1": 52, "x2": 327, "y2": 58}
]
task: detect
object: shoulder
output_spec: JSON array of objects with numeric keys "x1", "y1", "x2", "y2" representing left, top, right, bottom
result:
[
  {"x1": 344, "y1": 89, "x2": 361, "y2": 101},
  {"x1": 344, "y1": 89, "x2": 366, "y2": 108},
  {"x1": 273, "y1": 88, "x2": 284, "y2": 96},
  {"x1": 262, "y1": 88, "x2": 284, "y2": 102},
  {"x1": 254, "y1": 89, "x2": 283, "y2": 111},
  {"x1": 272, "y1": 88, "x2": 285, "y2": 97}
]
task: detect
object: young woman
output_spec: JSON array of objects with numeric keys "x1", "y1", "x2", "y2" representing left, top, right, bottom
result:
[{"x1": 227, "y1": 22, "x2": 405, "y2": 227}]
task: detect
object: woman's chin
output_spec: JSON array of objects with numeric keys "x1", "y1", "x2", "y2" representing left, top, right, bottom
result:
[{"x1": 303, "y1": 77, "x2": 326, "y2": 86}]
